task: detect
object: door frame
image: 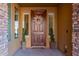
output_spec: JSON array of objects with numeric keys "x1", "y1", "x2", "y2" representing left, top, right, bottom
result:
[
  {"x1": 30, "y1": 9, "x2": 48, "y2": 48},
  {"x1": 23, "y1": 13, "x2": 30, "y2": 36},
  {"x1": 23, "y1": 13, "x2": 30, "y2": 48},
  {"x1": 48, "y1": 13, "x2": 57, "y2": 48}
]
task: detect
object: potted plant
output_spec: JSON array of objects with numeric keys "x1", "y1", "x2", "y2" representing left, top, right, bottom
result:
[{"x1": 49, "y1": 28, "x2": 56, "y2": 48}]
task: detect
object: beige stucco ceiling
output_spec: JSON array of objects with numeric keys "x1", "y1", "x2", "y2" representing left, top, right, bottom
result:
[{"x1": 18, "y1": 3, "x2": 59, "y2": 7}]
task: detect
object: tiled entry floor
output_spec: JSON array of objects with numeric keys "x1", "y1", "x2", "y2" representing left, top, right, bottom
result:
[{"x1": 13, "y1": 48, "x2": 64, "y2": 56}]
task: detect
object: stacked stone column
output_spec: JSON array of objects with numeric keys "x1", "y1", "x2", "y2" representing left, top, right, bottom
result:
[
  {"x1": 0, "y1": 3, "x2": 8, "y2": 56},
  {"x1": 72, "y1": 4, "x2": 79, "y2": 56}
]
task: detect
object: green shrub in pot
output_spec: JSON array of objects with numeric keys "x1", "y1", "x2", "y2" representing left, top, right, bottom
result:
[{"x1": 49, "y1": 28, "x2": 55, "y2": 48}]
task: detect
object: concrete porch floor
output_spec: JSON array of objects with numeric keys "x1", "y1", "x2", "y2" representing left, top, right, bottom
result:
[{"x1": 13, "y1": 48, "x2": 64, "y2": 56}]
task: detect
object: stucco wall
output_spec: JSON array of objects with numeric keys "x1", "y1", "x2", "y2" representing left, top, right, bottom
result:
[
  {"x1": 8, "y1": 39, "x2": 20, "y2": 55},
  {"x1": 57, "y1": 4, "x2": 72, "y2": 55},
  {"x1": 8, "y1": 3, "x2": 20, "y2": 56}
]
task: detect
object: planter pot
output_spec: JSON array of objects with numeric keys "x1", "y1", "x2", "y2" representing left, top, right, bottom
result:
[{"x1": 50, "y1": 42, "x2": 56, "y2": 49}]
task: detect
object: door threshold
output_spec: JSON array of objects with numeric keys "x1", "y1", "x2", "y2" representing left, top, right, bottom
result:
[{"x1": 31, "y1": 46, "x2": 46, "y2": 48}]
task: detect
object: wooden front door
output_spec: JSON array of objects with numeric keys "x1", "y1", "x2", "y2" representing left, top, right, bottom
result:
[{"x1": 31, "y1": 9, "x2": 47, "y2": 47}]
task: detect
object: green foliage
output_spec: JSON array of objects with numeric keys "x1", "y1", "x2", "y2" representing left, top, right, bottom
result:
[
  {"x1": 24, "y1": 23, "x2": 28, "y2": 35},
  {"x1": 22, "y1": 28, "x2": 25, "y2": 42},
  {"x1": 49, "y1": 28, "x2": 55, "y2": 42}
]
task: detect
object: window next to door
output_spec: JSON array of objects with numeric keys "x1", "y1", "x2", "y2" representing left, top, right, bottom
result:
[{"x1": 14, "y1": 7, "x2": 19, "y2": 39}]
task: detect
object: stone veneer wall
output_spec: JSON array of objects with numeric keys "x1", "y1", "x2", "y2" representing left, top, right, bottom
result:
[
  {"x1": 72, "y1": 4, "x2": 79, "y2": 56},
  {"x1": 0, "y1": 3, "x2": 8, "y2": 56}
]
